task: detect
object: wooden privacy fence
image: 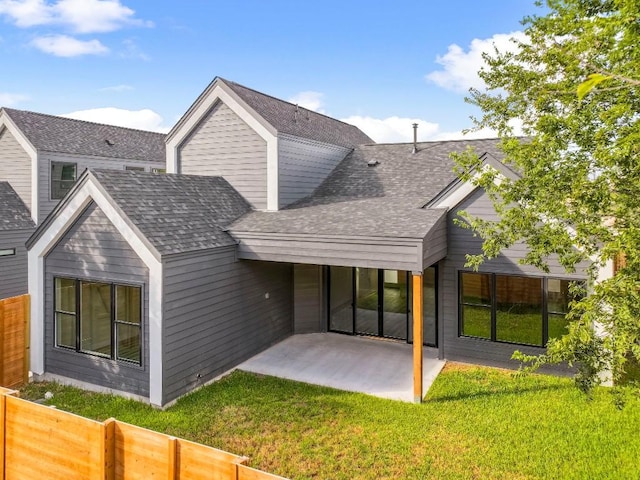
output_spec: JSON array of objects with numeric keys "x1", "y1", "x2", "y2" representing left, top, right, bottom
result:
[
  {"x1": 0, "y1": 295, "x2": 29, "y2": 389},
  {"x1": 0, "y1": 387, "x2": 287, "y2": 480}
]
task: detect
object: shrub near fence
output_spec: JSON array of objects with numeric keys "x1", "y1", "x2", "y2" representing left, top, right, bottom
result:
[{"x1": 0, "y1": 387, "x2": 287, "y2": 480}]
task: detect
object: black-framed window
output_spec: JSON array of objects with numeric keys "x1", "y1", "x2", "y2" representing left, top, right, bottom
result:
[
  {"x1": 459, "y1": 271, "x2": 583, "y2": 347},
  {"x1": 125, "y1": 166, "x2": 145, "y2": 172},
  {"x1": 54, "y1": 277, "x2": 142, "y2": 365},
  {"x1": 51, "y1": 162, "x2": 77, "y2": 199},
  {"x1": 0, "y1": 248, "x2": 16, "y2": 257}
]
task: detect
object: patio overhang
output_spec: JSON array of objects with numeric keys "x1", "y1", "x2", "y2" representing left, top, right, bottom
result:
[
  {"x1": 228, "y1": 199, "x2": 448, "y2": 402},
  {"x1": 228, "y1": 205, "x2": 448, "y2": 272}
]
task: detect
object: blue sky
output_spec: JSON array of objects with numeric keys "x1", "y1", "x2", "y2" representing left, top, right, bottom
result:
[{"x1": 0, "y1": 0, "x2": 539, "y2": 142}]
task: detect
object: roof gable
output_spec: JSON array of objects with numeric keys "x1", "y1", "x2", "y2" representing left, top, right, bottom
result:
[
  {"x1": 223, "y1": 79, "x2": 373, "y2": 148},
  {"x1": 90, "y1": 170, "x2": 252, "y2": 255},
  {"x1": 29, "y1": 169, "x2": 252, "y2": 257},
  {"x1": 0, "y1": 181, "x2": 34, "y2": 231},
  {"x1": 167, "y1": 77, "x2": 372, "y2": 150},
  {"x1": 1, "y1": 108, "x2": 166, "y2": 162}
]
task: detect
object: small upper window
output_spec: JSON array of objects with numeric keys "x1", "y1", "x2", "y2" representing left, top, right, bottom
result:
[
  {"x1": 51, "y1": 162, "x2": 77, "y2": 200},
  {"x1": 152, "y1": 168, "x2": 166, "y2": 174},
  {"x1": 0, "y1": 248, "x2": 16, "y2": 256}
]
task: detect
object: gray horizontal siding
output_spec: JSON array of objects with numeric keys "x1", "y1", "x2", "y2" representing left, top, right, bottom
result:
[
  {"x1": 178, "y1": 101, "x2": 268, "y2": 210},
  {"x1": 162, "y1": 248, "x2": 292, "y2": 404},
  {"x1": 423, "y1": 213, "x2": 447, "y2": 269},
  {"x1": 278, "y1": 134, "x2": 350, "y2": 208},
  {"x1": 234, "y1": 233, "x2": 423, "y2": 272},
  {"x1": 441, "y1": 187, "x2": 588, "y2": 368},
  {"x1": 44, "y1": 202, "x2": 150, "y2": 396},
  {"x1": 0, "y1": 126, "x2": 31, "y2": 212},
  {"x1": 38, "y1": 151, "x2": 165, "y2": 222},
  {"x1": 293, "y1": 264, "x2": 324, "y2": 334},
  {"x1": 0, "y1": 228, "x2": 33, "y2": 300}
]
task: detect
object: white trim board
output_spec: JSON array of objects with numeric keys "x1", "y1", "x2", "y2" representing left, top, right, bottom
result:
[{"x1": 28, "y1": 176, "x2": 164, "y2": 406}]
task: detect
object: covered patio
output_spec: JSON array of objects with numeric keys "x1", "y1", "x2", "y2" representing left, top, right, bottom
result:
[{"x1": 238, "y1": 333, "x2": 446, "y2": 402}]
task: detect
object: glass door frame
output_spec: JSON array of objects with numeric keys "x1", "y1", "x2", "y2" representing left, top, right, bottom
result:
[{"x1": 327, "y1": 265, "x2": 438, "y2": 346}]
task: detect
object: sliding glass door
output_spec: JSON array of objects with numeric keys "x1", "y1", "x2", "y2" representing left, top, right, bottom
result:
[
  {"x1": 329, "y1": 266, "x2": 433, "y2": 345},
  {"x1": 355, "y1": 268, "x2": 380, "y2": 336}
]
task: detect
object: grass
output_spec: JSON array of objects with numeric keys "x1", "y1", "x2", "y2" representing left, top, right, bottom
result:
[{"x1": 20, "y1": 364, "x2": 640, "y2": 480}]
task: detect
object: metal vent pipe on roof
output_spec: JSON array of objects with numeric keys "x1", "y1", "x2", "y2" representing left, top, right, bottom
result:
[{"x1": 412, "y1": 123, "x2": 418, "y2": 153}]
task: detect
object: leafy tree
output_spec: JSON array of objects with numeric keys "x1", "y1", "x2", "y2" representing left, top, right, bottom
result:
[{"x1": 452, "y1": 0, "x2": 640, "y2": 401}]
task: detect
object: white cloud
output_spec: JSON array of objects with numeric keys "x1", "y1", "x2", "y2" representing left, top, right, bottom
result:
[
  {"x1": 341, "y1": 116, "x2": 441, "y2": 143},
  {"x1": 0, "y1": 0, "x2": 151, "y2": 33},
  {"x1": 99, "y1": 84, "x2": 133, "y2": 92},
  {"x1": 0, "y1": 92, "x2": 29, "y2": 106},
  {"x1": 119, "y1": 38, "x2": 149, "y2": 61},
  {"x1": 61, "y1": 107, "x2": 170, "y2": 132},
  {"x1": 31, "y1": 34, "x2": 108, "y2": 56},
  {"x1": 54, "y1": 0, "x2": 151, "y2": 33},
  {"x1": 341, "y1": 115, "x2": 522, "y2": 143},
  {"x1": 435, "y1": 118, "x2": 524, "y2": 141},
  {"x1": 426, "y1": 31, "x2": 526, "y2": 93},
  {"x1": 0, "y1": 0, "x2": 51, "y2": 27},
  {"x1": 288, "y1": 91, "x2": 325, "y2": 113}
]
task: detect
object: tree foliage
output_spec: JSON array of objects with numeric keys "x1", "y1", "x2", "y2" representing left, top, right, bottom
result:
[{"x1": 452, "y1": 0, "x2": 640, "y2": 400}]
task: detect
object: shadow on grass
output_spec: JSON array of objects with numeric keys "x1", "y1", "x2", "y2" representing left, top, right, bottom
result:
[{"x1": 425, "y1": 382, "x2": 569, "y2": 403}]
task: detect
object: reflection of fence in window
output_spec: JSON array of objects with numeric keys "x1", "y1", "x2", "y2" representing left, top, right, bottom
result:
[
  {"x1": 459, "y1": 272, "x2": 585, "y2": 347},
  {"x1": 460, "y1": 272, "x2": 492, "y2": 340}
]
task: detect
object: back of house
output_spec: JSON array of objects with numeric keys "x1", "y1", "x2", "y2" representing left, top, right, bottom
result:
[{"x1": 23, "y1": 77, "x2": 591, "y2": 407}]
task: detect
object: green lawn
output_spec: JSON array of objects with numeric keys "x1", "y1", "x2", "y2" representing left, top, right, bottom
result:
[{"x1": 20, "y1": 364, "x2": 640, "y2": 480}]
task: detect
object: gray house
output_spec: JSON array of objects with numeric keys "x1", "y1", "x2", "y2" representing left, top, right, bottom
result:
[
  {"x1": 0, "y1": 108, "x2": 166, "y2": 301},
  {"x1": 0, "y1": 182, "x2": 35, "y2": 300},
  {"x1": 27, "y1": 78, "x2": 593, "y2": 407}
]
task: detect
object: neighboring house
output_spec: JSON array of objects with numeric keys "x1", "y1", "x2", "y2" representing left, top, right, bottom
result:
[
  {"x1": 27, "y1": 78, "x2": 592, "y2": 407},
  {"x1": 0, "y1": 182, "x2": 35, "y2": 300},
  {"x1": 0, "y1": 107, "x2": 166, "y2": 301}
]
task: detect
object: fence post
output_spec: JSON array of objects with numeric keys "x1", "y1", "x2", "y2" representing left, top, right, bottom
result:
[
  {"x1": 168, "y1": 437, "x2": 177, "y2": 480},
  {"x1": 0, "y1": 300, "x2": 4, "y2": 386},
  {"x1": 0, "y1": 391, "x2": 5, "y2": 480},
  {"x1": 23, "y1": 295, "x2": 30, "y2": 386},
  {"x1": 101, "y1": 418, "x2": 116, "y2": 480},
  {"x1": 233, "y1": 456, "x2": 249, "y2": 480}
]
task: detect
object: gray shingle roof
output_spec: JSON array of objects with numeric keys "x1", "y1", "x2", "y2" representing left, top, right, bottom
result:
[
  {"x1": 2, "y1": 108, "x2": 166, "y2": 162},
  {"x1": 230, "y1": 197, "x2": 447, "y2": 239},
  {"x1": 90, "y1": 170, "x2": 251, "y2": 255},
  {"x1": 307, "y1": 138, "x2": 503, "y2": 202},
  {"x1": 229, "y1": 138, "x2": 503, "y2": 239},
  {"x1": 0, "y1": 181, "x2": 34, "y2": 231},
  {"x1": 223, "y1": 79, "x2": 373, "y2": 148}
]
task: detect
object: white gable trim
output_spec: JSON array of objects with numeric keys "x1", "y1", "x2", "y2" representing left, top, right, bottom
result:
[
  {"x1": 28, "y1": 178, "x2": 164, "y2": 406},
  {"x1": 434, "y1": 163, "x2": 507, "y2": 210},
  {"x1": 0, "y1": 111, "x2": 39, "y2": 223},
  {"x1": 166, "y1": 80, "x2": 281, "y2": 211},
  {"x1": 434, "y1": 180, "x2": 478, "y2": 210}
]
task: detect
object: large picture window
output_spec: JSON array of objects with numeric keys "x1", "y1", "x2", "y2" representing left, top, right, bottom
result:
[
  {"x1": 459, "y1": 272, "x2": 583, "y2": 347},
  {"x1": 54, "y1": 277, "x2": 142, "y2": 365},
  {"x1": 51, "y1": 162, "x2": 77, "y2": 199}
]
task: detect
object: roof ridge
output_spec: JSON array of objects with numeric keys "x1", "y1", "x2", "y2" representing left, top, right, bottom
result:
[
  {"x1": 365, "y1": 137, "x2": 502, "y2": 147},
  {"x1": 223, "y1": 79, "x2": 367, "y2": 133},
  {"x1": 2, "y1": 107, "x2": 166, "y2": 137}
]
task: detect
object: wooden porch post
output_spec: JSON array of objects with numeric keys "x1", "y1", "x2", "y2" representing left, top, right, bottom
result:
[{"x1": 412, "y1": 273, "x2": 423, "y2": 403}]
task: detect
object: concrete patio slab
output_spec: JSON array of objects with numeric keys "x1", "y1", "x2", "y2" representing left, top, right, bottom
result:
[{"x1": 238, "y1": 333, "x2": 446, "y2": 402}]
